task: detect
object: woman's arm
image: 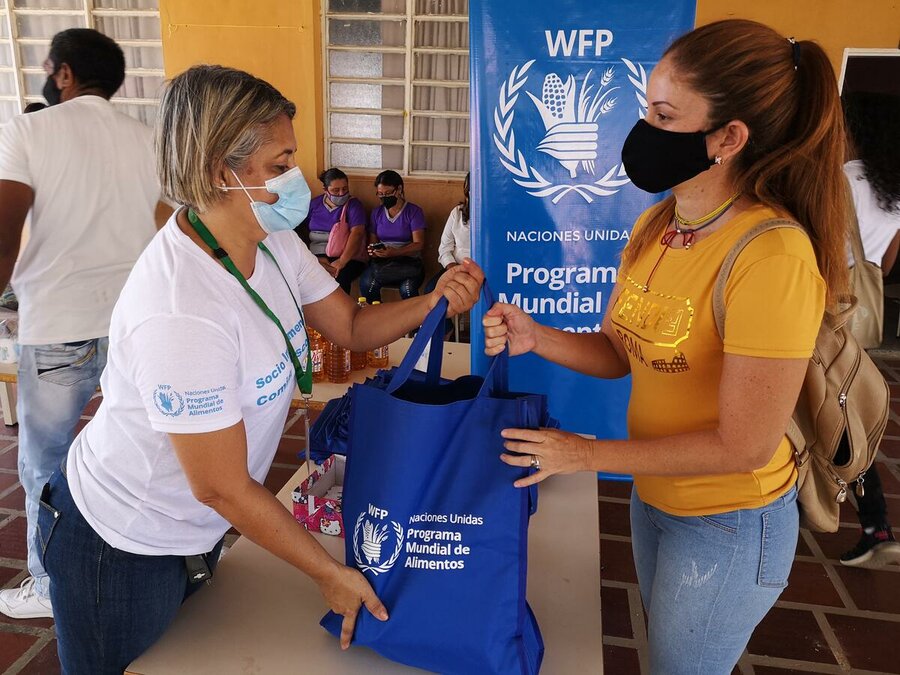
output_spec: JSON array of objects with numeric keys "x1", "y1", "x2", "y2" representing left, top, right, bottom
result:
[
  {"x1": 305, "y1": 259, "x2": 484, "y2": 351},
  {"x1": 483, "y1": 280, "x2": 631, "y2": 379},
  {"x1": 333, "y1": 225, "x2": 365, "y2": 271},
  {"x1": 169, "y1": 422, "x2": 387, "y2": 648},
  {"x1": 881, "y1": 230, "x2": 900, "y2": 277},
  {"x1": 501, "y1": 353, "x2": 808, "y2": 486}
]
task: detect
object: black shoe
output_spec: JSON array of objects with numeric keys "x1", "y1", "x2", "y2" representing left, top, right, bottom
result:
[{"x1": 840, "y1": 528, "x2": 900, "y2": 567}]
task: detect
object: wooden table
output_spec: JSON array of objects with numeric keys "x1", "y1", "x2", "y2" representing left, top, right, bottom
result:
[
  {"x1": 127, "y1": 343, "x2": 603, "y2": 674},
  {"x1": 127, "y1": 471, "x2": 602, "y2": 674},
  {"x1": 0, "y1": 362, "x2": 17, "y2": 426}
]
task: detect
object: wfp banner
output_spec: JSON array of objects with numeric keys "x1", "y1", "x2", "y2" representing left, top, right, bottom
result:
[{"x1": 470, "y1": 1, "x2": 695, "y2": 440}]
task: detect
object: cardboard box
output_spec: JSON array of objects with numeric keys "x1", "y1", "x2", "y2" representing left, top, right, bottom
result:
[{"x1": 291, "y1": 456, "x2": 345, "y2": 538}]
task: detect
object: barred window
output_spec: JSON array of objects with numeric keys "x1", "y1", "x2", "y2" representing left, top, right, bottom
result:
[
  {"x1": 324, "y1": 0, "x2": 469, "y2": 176},
  {"x1": 0, "y1": 0, "x2": 163, "y2": 126}
]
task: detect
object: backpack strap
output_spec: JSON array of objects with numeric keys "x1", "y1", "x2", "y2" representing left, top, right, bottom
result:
[
  {"x1": 711, "y1": 217, "x2": 814, "y2": 461},
  {"x1": 712, "y1": 218, "x2": 808, "y2": 340}
]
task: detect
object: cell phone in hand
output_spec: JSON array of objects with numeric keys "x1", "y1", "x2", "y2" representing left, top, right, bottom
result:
[{"x1": 369, "y1": 242, "x2": 386, "y2": 251}]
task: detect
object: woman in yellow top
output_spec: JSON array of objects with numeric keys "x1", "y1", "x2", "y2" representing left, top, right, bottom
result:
[{"x1": 483, "y1": 19, "x2": 849, "y2": 675}]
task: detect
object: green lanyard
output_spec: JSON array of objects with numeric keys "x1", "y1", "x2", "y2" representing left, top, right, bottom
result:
[{"x1": 187, "y1": 209, "x2": 313, "y2": 395}]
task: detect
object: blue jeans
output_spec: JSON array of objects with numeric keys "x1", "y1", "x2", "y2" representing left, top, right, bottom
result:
[
  {"x1": 630, "y1": 485, "x2": 799, "y2": 675},
  {"x1": 360, "y1": 257, "x2": 424, "y2": 302},
  {"x1": 39, "y1": 469, "x2": 224, "y2": 674},
  {"x1": 17, "y1": 338, "x2": 108, "y2": 598}
]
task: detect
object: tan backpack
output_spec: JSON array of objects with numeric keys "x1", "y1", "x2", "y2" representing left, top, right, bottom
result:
[{"x1": 713, "y1": 219, "x2": 890, "y2": 533}]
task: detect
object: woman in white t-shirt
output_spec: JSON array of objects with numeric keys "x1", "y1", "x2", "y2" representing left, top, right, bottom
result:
[
  {"x1": 843, "y1": 92, "x2": 900, "y2": 273},
  {"x1": 36, "y1": 65, "x2": 484, "y2": 673},
  {"x1": 423, "y1": 173, "x2": 471, "y2": 316},
  {"x1": 840, "y1": 91, "x2": 900, "y2": 568}
]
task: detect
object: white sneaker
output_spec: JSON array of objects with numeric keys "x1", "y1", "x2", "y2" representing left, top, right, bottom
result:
[{"x1": 0, "y1": 577, "x2": 53, "y2": 619}]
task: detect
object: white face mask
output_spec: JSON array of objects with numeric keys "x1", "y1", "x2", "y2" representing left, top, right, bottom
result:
[{"x1": 222, "y1": 166, "x2": 312, "y2": 234}]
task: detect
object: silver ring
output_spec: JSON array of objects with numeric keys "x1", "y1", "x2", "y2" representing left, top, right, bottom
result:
[{"x1": 530, "y1": 455, "x2": 541, "y2": 471}]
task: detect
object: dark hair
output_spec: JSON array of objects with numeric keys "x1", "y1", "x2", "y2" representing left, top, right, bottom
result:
[
  {"x1": 461, "y1": 172, "x2": 470, "y2": 223},
  {"x1": 374, "y1": 170, "x2": 404, "y2": 190},
  {"x1": 23, "y1": 102, "x2": 47, "y2": 114},
  {"x1": 843, "y1": 91, "x2": 900, "y2": 213},
  {"x1": 48, "y1": 28, "x2": 125, "y2": 99},
  {"x1": 319, "y1": 167, "x2": 348, "y2": 188},
  {"x1": 621, "y1": 19, "x2": 849, "y2": 305}
]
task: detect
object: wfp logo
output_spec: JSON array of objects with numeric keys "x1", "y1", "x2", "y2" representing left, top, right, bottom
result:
[
  {"x1": 353, "y1": 504, "x2": 404, "y2": 576},
  {"x1": 153, "y1": 384, "x2": 185, "y2": 417},
  {"x1": 493, "y1": 29, "x2": 649, "y2": 204},
  {"x1": 528, "y1": 69, "x2": 616, "y2": 179}
]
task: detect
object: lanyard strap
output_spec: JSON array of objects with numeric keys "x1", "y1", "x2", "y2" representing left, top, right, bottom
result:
[{"x1": 187, "y1": 209, "x2": 313, "y2": 395}]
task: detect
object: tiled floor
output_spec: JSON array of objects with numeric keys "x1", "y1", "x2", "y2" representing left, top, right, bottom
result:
[{"x1": 1, "y1": 357, "x2": 899, "y2": 674}]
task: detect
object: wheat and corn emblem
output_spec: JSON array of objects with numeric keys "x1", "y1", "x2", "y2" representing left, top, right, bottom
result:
[
  {"x1": 354, "y1": 513, "x2": 404, "y2": 575},
  {"x1": 361, "y1": 520, "x2": 389, "y2": 564},
  {"x1": 526, "y1": 68, "x2": 618, "y2": 179}
]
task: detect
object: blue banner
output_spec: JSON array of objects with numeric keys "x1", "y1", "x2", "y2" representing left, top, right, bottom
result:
[{"x1": 470, "y1": 1, "x2": 696, "y2": 441}]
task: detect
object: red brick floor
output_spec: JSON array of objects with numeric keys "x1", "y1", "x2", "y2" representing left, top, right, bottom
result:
[
  {"x1": 2, "y1": 355, "x2": 900, "y2": 673},
  {"x1": 600, "y1": 355, "x2": 900, "y2": 674}
]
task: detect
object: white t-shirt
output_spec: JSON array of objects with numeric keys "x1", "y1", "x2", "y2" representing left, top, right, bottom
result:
[
  {"x1": 67, "y1": 213, "x2": 338, "y2": 555},
  {"x1": 0, "y1": 96, "x2": 159, "y2": 344},
  {"x1": 845, "y1": 160, "x2": 900, "y2": 266},
  {"x1": 437, "y1": 204, "x2": 471, "y2": 267}
]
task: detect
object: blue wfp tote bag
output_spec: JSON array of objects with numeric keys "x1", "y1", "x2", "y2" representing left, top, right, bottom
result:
[{"x1": 320, "y1": 289, "x2": 551, "y2": 674}]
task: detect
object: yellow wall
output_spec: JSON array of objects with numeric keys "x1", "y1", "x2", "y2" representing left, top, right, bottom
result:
[
  {"x1": 157, "y1": 0, "x2": 898, "y2": 279},
  {"x1": 158, "y1": 0, "x2": 324, "y2": 184},
  {"x1": 695, "y1": 0, "x2": 900, "y2": 74}
]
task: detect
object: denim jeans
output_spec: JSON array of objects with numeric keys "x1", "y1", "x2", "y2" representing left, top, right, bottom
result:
[
  {"x1": 16, "y1": 338, "x2": 108, "y2": 598},
  {"x1": 360, "y1": 257, "x2": 424, "y2": 302},
  {"x1": 630, "y1": 485, "x2": 799, "y2": 675},
  {"x1": 39, "y1": 469, "x2": 224, "y2": 674}
]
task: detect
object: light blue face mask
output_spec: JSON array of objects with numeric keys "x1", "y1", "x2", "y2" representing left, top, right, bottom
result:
[{"x1": 226, "y1": 166, "x2": 311, "y2": 234}]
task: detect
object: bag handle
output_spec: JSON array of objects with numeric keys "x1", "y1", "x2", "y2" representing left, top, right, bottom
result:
[
  {"x1": 386, "y1": 280, "x2": 509, "y2": 395},
  {"x1": 712, "y1": 218, "x2": 807, "y2": 340},
  {"x1": 339, "y1": 203, "x2": 349, "y2": 228}
]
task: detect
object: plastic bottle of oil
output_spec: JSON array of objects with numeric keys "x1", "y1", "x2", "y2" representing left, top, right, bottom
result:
[
  {"x1": 308, "y1": 328, "x2": 325, "y2": 384},
  {"x1": 325, "y1": 339, "x2": 351, "y2": 383},
  {"x1": 366, "y1": 301, "x2": 389, "y2": 368},
  {"x1": 350, "y1": 297, "x2": 368, "y2": 370}
]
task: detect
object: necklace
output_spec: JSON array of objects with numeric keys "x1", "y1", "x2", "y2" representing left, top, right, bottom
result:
[
  {"x1": 674, "y1": 192, "x2": 741, "y2": 228},
  {"x1": 641, "y1": 193, "x2": 741, "y2": 293},
  {"x1": 668, "y1": 192, "x2": 740, "y2": 250}
]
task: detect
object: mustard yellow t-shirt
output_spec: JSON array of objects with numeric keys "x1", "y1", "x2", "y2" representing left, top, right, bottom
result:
[{"x1": 610, "y1": 204, "x2": 825, "y2": 516}]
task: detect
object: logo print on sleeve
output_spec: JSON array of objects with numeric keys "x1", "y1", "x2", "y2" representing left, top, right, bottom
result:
[{"x1": 153, "y1": 384, "x2": 185, "y2": 417}]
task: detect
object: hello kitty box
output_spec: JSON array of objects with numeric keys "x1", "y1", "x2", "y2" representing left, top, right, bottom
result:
[{"x1": 292, "y1": 455, "x2": 346, "y2": 538}]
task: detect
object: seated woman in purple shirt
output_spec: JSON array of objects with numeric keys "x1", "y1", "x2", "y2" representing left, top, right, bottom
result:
[
  {"x1": 304, "y1": 168, "x2": 367, "y2": 293},
  {"x1": 360, "y1": 170, "x2": 426, "y2": 302}
]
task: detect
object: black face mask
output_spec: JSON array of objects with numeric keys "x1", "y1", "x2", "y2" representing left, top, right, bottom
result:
[
  {"x1": 42, "y1": 75, "x2": 62, "y2": 107},
  {"x1": 380, "y1": 195, "x2": 399, "y2": 209},
  {"x1": 621, "y1": 119, "x2": 717, "y2": 194}
]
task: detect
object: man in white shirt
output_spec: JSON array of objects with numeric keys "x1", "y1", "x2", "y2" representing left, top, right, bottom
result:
[{"x1": 0, "y1": 28, "x2": 169, "y2": 619}]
